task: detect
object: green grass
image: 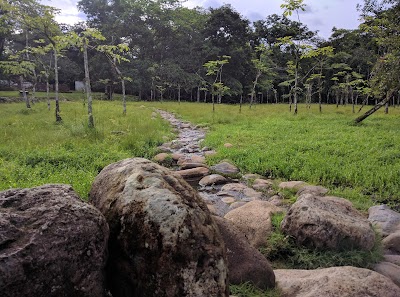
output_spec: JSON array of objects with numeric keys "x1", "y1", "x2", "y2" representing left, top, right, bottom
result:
[
  {"x1": 145, "y1": 102, "x2": 400, "y2": 210},
  {"x1": 261, "y1": 212, "x2": 384, "y2": 270},
  {"x1": 0, "y1": 99, "x2": 172, "y2": 199},
  {"x1": 230, "y1": 283, "x2": 281, "y2": 297}
]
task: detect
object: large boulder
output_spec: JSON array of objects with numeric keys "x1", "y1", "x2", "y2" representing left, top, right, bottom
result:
[
  {"x1": 0, "y1": 184, "x2": 109, "y2": 297},
  {"x1": 89, "y1": 158, "x2": 229, "y2": 297},
  {"x1": 382, "y1": 231, "x2": 400, "y2": 254},
  {"x1": 368, "y1": 205, "x2": 400, "y2": 236},
  {"x1": 373, "y1": 262, "x2": 400, "y2": 287},
  {"x1": 224, "y1": 200, "x2": 283, "y2": 248},
  {"x1": 213, "y1": 216, "x2": 275, "y2": 290},
  {"x1": 275, "y1": 266, "x2": 400, "y2": 297},
  {"x1": 281, "y1": 194, "x2": 375, "y2": 251}
]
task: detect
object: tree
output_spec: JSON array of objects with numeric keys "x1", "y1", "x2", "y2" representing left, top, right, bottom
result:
[
  {"x1": 355, "y1": 0, "x2": 400, "y2": 123},
  {"x1": 203, "y1": 55, "x2": 231, "y2": 112},
  {"x1": 280, "y1": 0, "x2": 307, "y2": 114},
  {"x1": 250, "y1": 44, "x2": 275, "y2": 108},
  {"x1": 68, "y1": 28, "x2": 106, "y2": 127}
]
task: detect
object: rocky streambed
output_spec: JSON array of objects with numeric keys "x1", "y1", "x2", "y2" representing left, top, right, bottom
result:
[{"x1": 154, "y1": 108, "x2": 400, "y2": 295}]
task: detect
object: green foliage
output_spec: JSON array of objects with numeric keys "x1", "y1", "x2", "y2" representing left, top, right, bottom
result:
[
  {"x1": 0, "y1": 100, "x2": 170, "y2": 199},
  {"x1": 262, "y1": 212, "x2": 383, "y2": 270},
  {"x1": 230, "y1": 282, "x2": 281, "y2": 297}
]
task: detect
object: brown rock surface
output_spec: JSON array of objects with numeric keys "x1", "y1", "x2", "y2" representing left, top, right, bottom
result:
[
  {"x1": 368, "y1": 205, "x2": 400, "y2": 236},
  {"x1": 279, "y1": 181, "x2": 307, "y2": 191},
  {"x1": 0, "y1": 184, "x2": 108, "y2": 297},
  {"x1": 219, "y1": 183, "x2": 263, "y2": 201},
  {"x1": 297, "y1": 185, "x2": 329, "y2": 196},
  {"x1": 199, "y1": 174, "x2": 228, "y2": 187},
  {"x1": 275, "y1": 266, "x2": 400, "y2": 297},
  {"x1": 281, "y1": 194, "x2": 375, "y2": 251},
  {"x1": 373, "y1": 262, "x2": 400, "y2": 287},
  {"x1": 89, "y1": 158, "x2": 229, "y2": 297},
  {"x1": 382, "y1": 231, "x2": 400, "y2": 254},
  {"x1": 213, "y1": 216, "x2": 275, "y2": 290},
  {"x1": 224, "y1": 200, "x2": 283, "y2": 248},
  {"x1": 252, "y1": 179, "x2": 273, "y2": 191},
  {"x1": 211, "y1": 162, "x2": 239, "y2": 175}
]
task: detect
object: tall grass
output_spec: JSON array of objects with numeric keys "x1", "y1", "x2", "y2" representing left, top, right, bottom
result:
[
  {"x1": 146, "y1": 102, "x2": 400, "y2": 210},
  {"x1": 0, "y1": 100, "x2": 171, "y2": 199}
]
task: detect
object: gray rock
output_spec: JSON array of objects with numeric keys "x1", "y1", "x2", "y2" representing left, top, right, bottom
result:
[
  {"x1": 211, "y1": 162, "x2": 239, "y2": 175},
  {"x1": 279, "y1": 181, "x2": 307, "y2": 191},
  {"x1": 224, "y1": 200, "x2": 283, "y2": 248},
  {"x1": 252, "y1": 179, "x2": 274, "y2": 191},
  {"x1": 89, "y1": 158, "x2": 229, "y2": 297},
  {"x1": 199, "y1": 174, "x2": 228, "y2": 187},
  {"x1": 218, "y1": 183, "x2": 263, "y2": 202},
  {"x1": 275, "y1": 266, "x2": 400, "y2": 297},
  {"x1": 373, "y1": 262, "x2": 400, "y2": 287},
  {"x1": 382, "y1": 231, "x2": 400, "y2": 254},
  {"x1": 368, "y1": 205, "x2": 400, "y2": 236},
  {"x1": 297, "y1": 185, "x2": 329, "y2": 196},
  {"x1": 0, "y1": 184, "x2": 108, "y2": 297},
  {"x1": 281, "y1": 194, "x2": 375, "y2": 251},
  {"x1": 384, "y1": 254, "x2": 400, "y2": 266},
  {"x1": 213, "y1": 216, "x2": 275, "y2": 290}
]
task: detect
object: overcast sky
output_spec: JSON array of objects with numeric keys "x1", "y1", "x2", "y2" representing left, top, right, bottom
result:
[{"x1": 41, "y1": 0, "x2": 363, "y2": 39}]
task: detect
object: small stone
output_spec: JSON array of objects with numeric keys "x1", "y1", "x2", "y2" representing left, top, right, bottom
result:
[
  {"x1": 368, "y1": 205, "x2": 400, "y2": 237},
  {"x1": 199, "y1": 174, "x2": 227, "y2": 187},
  {"x1": 252, "y1": 179, "x2": 273, "y2": 191},
  {"x1": 175, "y1": 167, "x2": 210, "y2": 179},
  {"x1": 297, "y1": 185, "x2": 329, "y2": 196},
  {"x1": 204, "y1": 150, "x2": 217, "y2": 157},
  {"x1": 211, "y1": 162, "x2": 239, "y2": 175},
  {"x1": 153, "y1": 153, "x2": 171, "y2": 163},
  {"x1": 279, "y1": 181, "x2": 307, "y2": 191},
  {"x1": 224, "y1": 200, "x2": 283, "y2": 248},
  {"x1": 221, "y1": 197, "x2": 236, "y2": 204},
  {"x1": 242, "y1": 174, "x2": 263, "y2": 181},
  {"x1": 224, "y1": 143, "x2": 233, "y2": 148}
]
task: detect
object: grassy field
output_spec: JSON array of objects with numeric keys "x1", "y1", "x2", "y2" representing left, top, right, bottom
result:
[
  {"x1": 1, "y1": 95, "x2": 399, "y2": 210},
  {"x1": 148, "y1": 102, "x2": 400, "y2": 211},
  {"x1": 0, "y1": 97, "x2": 171, "y2": 199}
]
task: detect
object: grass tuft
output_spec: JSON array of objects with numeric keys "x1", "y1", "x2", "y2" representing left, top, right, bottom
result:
[{"x1": 229, "y1": 282, "x2": 281, "y2": 297}]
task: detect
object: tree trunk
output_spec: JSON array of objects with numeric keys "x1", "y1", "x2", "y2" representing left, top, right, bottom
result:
[
  {"x1": 54, "y1": 48, "x2": 62, "y2": 122},
  {"x1": 212, "y1": 94, "x2": 215, "y2": 112},
  {"x1": 250, "y1": 71, "x2": 261, "y2": 109},
  {"x1": 178, "y1": 84, "x2": 181, "y2": 104},
  {"x1": 122, "y1": 79, "x2": 126, "y2": 115},
  {"x1": 197, "y1": 86, "x2": 200, "y2": 103},
  {"x1": 294, "y1": 61, "x2": 299, "y2": 114},
  {"x1": 385, "y1": 101, "x2": 389, "y2": 114},
  {"x1": 20, "y1": 75, "x2": 30, "y2": 108},
  {"x1": 46, "y1": 74, "x2": 50, "y2": 111},
  {"x1": 83, "y1": 42, "x2": 94, "y2": 127},
  {"x1": 354, "y1": 90, "x2": 393, "y2": 124},
  {"x1": 239, "y1": 94, "x2": 242, "y2": 113}
]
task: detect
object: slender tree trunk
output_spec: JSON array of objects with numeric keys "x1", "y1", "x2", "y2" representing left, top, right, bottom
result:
[
  {"x1": 122, "y1": 79, "x2": 126, "y2": 115},
  {"x1": 197, "y1": 86, "x2": 200, "y2": 103},
  {"x1": 83, "y1": 41, "x2": 94, "y2": 127},
  {"x1": 250, "y1": 71, "x2": 261, "y2": 109},
  {"x1": 204, "y1": 90, "x2": 207, "y2": 103},
  {"x1": 46, "y1": 74, "x2": 50, "y2": 111},
  {"x1": 54, "y1": 48, "x2": 62, "y2": 122},
  {"x1": 358, "y1": 95, "x2": 369, "y2": 113},
  {"x1": 294, "y1": 61, "x2": 299, "y2": 114},
  {"x1": 354, "y1": 90, "x2": 393, "y2": 124},
  {"x1": 212, "y1": 94, "x2": 215, "y2": 112},
  {"x1": 20, "y1": 75, "x2": 30, "y2": 108},
  {"x1": 178, "y1": 84, "x2": 181, "y2": 104},
  {"x1": 239, "y1": 94, "x2": 243, "y2": 113},
  {"x1": 385, "y1": 101, "x2": 389, "y2": 114}
]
